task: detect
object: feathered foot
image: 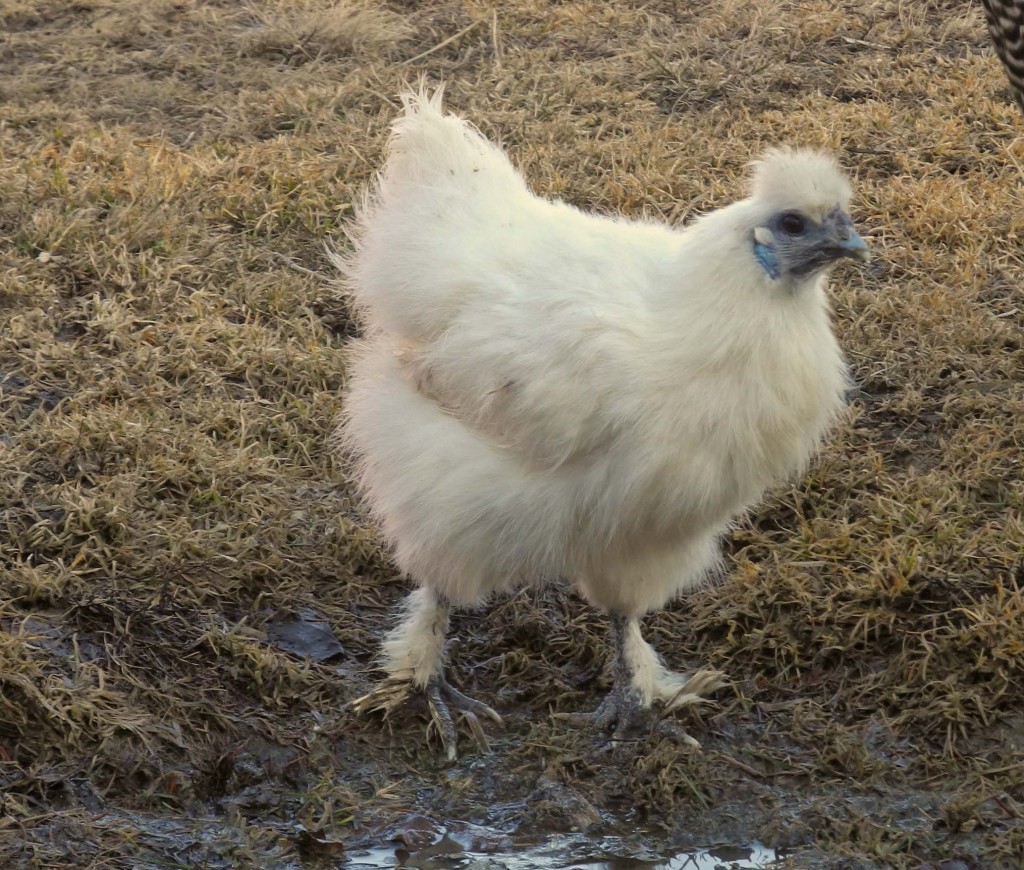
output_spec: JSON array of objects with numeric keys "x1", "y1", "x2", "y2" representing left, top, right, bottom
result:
[
  {"x1": 566, "y1": 615, "x2": 724, "y2": 748},
  {"x1": 350, "y1": 673, "x2": 415, "y2": 717},
  {"x1": 350, "y1": 588, "x2": 502, "y2": 761},
  {"x1": 351, "y1": 671, "x2": 501, "y2": 761}
]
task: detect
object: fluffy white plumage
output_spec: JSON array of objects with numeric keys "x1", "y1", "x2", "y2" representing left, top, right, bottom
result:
[{"x1": 341, "y1": 89, "x2": 867, "y2": 757}]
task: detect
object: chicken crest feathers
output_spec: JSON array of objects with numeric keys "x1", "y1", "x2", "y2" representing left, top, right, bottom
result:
[{"x1": 749, "y1": 148, "x2": 853, "y2": 216}]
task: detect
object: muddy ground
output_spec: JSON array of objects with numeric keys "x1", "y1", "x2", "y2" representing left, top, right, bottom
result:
[{"x1": 1, "y1": 1, "x2": 1023, "y2": 867}]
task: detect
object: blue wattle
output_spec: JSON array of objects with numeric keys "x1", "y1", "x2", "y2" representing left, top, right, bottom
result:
[{"x1": 754, "y1": 242, "x2": 780, "y2": 280}]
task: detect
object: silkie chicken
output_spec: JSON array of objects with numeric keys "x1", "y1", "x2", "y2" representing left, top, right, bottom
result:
[{"x1": 341, "y1": 88, "x2": 869, "y2": 760}]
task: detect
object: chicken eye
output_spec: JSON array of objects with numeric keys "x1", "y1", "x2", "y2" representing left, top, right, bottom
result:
[{"x1": 780, "y1": 212, "x2": 806, "y2": 235}]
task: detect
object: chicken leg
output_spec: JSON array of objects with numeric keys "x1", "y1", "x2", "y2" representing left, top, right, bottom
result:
[
  {"x1": 351, "y1": 588, "x2": 501, "y2": 761},
  {"x1": 576, "y1": 615, "x2": 724, "y2": 747}
]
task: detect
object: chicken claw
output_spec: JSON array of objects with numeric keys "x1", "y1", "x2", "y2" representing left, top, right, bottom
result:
[{"x1": 425, "y1": 675, "x2": 502, "y2": 761}]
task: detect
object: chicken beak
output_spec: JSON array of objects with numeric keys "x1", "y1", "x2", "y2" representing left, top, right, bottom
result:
[
  {"x1": 826, "y1": 207, "x2": 870, "y2": 264},
  {"x1": 836, "y1": 229, "x2": 870, "y2": 263}
]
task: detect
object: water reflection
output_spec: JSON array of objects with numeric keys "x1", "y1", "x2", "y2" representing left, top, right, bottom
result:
[
  {"x1": 576, "y1": 841, "x2": 782, "y2": 869},
  {"x1": 346, "y1": 833, "x2": 784, "y2": 869}
]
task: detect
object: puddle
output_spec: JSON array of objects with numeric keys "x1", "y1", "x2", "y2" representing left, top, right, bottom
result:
[
  {"x1": 574, "y1": 842, "x2": 783, "y2": 869},
  {"x1": 346, "y1": 831, "x2": 784, "y2": 869}
]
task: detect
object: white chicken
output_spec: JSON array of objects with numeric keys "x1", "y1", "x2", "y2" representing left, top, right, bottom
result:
[{"x1": 341, "y1": 88, "x2": 868, "y2": 760}]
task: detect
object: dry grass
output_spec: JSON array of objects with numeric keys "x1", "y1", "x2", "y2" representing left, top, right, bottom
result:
[{"x1": 1, "y1": 0, "x2": 1023, "y2": 867}]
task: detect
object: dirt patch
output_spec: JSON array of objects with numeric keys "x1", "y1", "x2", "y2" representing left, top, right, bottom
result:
[{"x1": 1, "y1": 1, "x2": 1023, "y2": 867}]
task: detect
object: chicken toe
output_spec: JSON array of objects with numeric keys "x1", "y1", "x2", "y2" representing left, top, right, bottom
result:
[{"x1": 426, "y1": 675, "x2": 502, "y2": 761}]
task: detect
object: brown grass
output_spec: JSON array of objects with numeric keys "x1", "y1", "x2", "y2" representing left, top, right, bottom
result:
[{"x1": 1, "y1": 0, "x2": 1023, "y2": 867}]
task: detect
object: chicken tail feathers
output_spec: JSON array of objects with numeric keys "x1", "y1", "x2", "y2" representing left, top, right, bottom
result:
[
  {"x1": 337, "y1": 85, "x2": 528, "y2": 339},
  {"x1": 380, "y1": 84, "x2": 509, "y2": 190}
]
